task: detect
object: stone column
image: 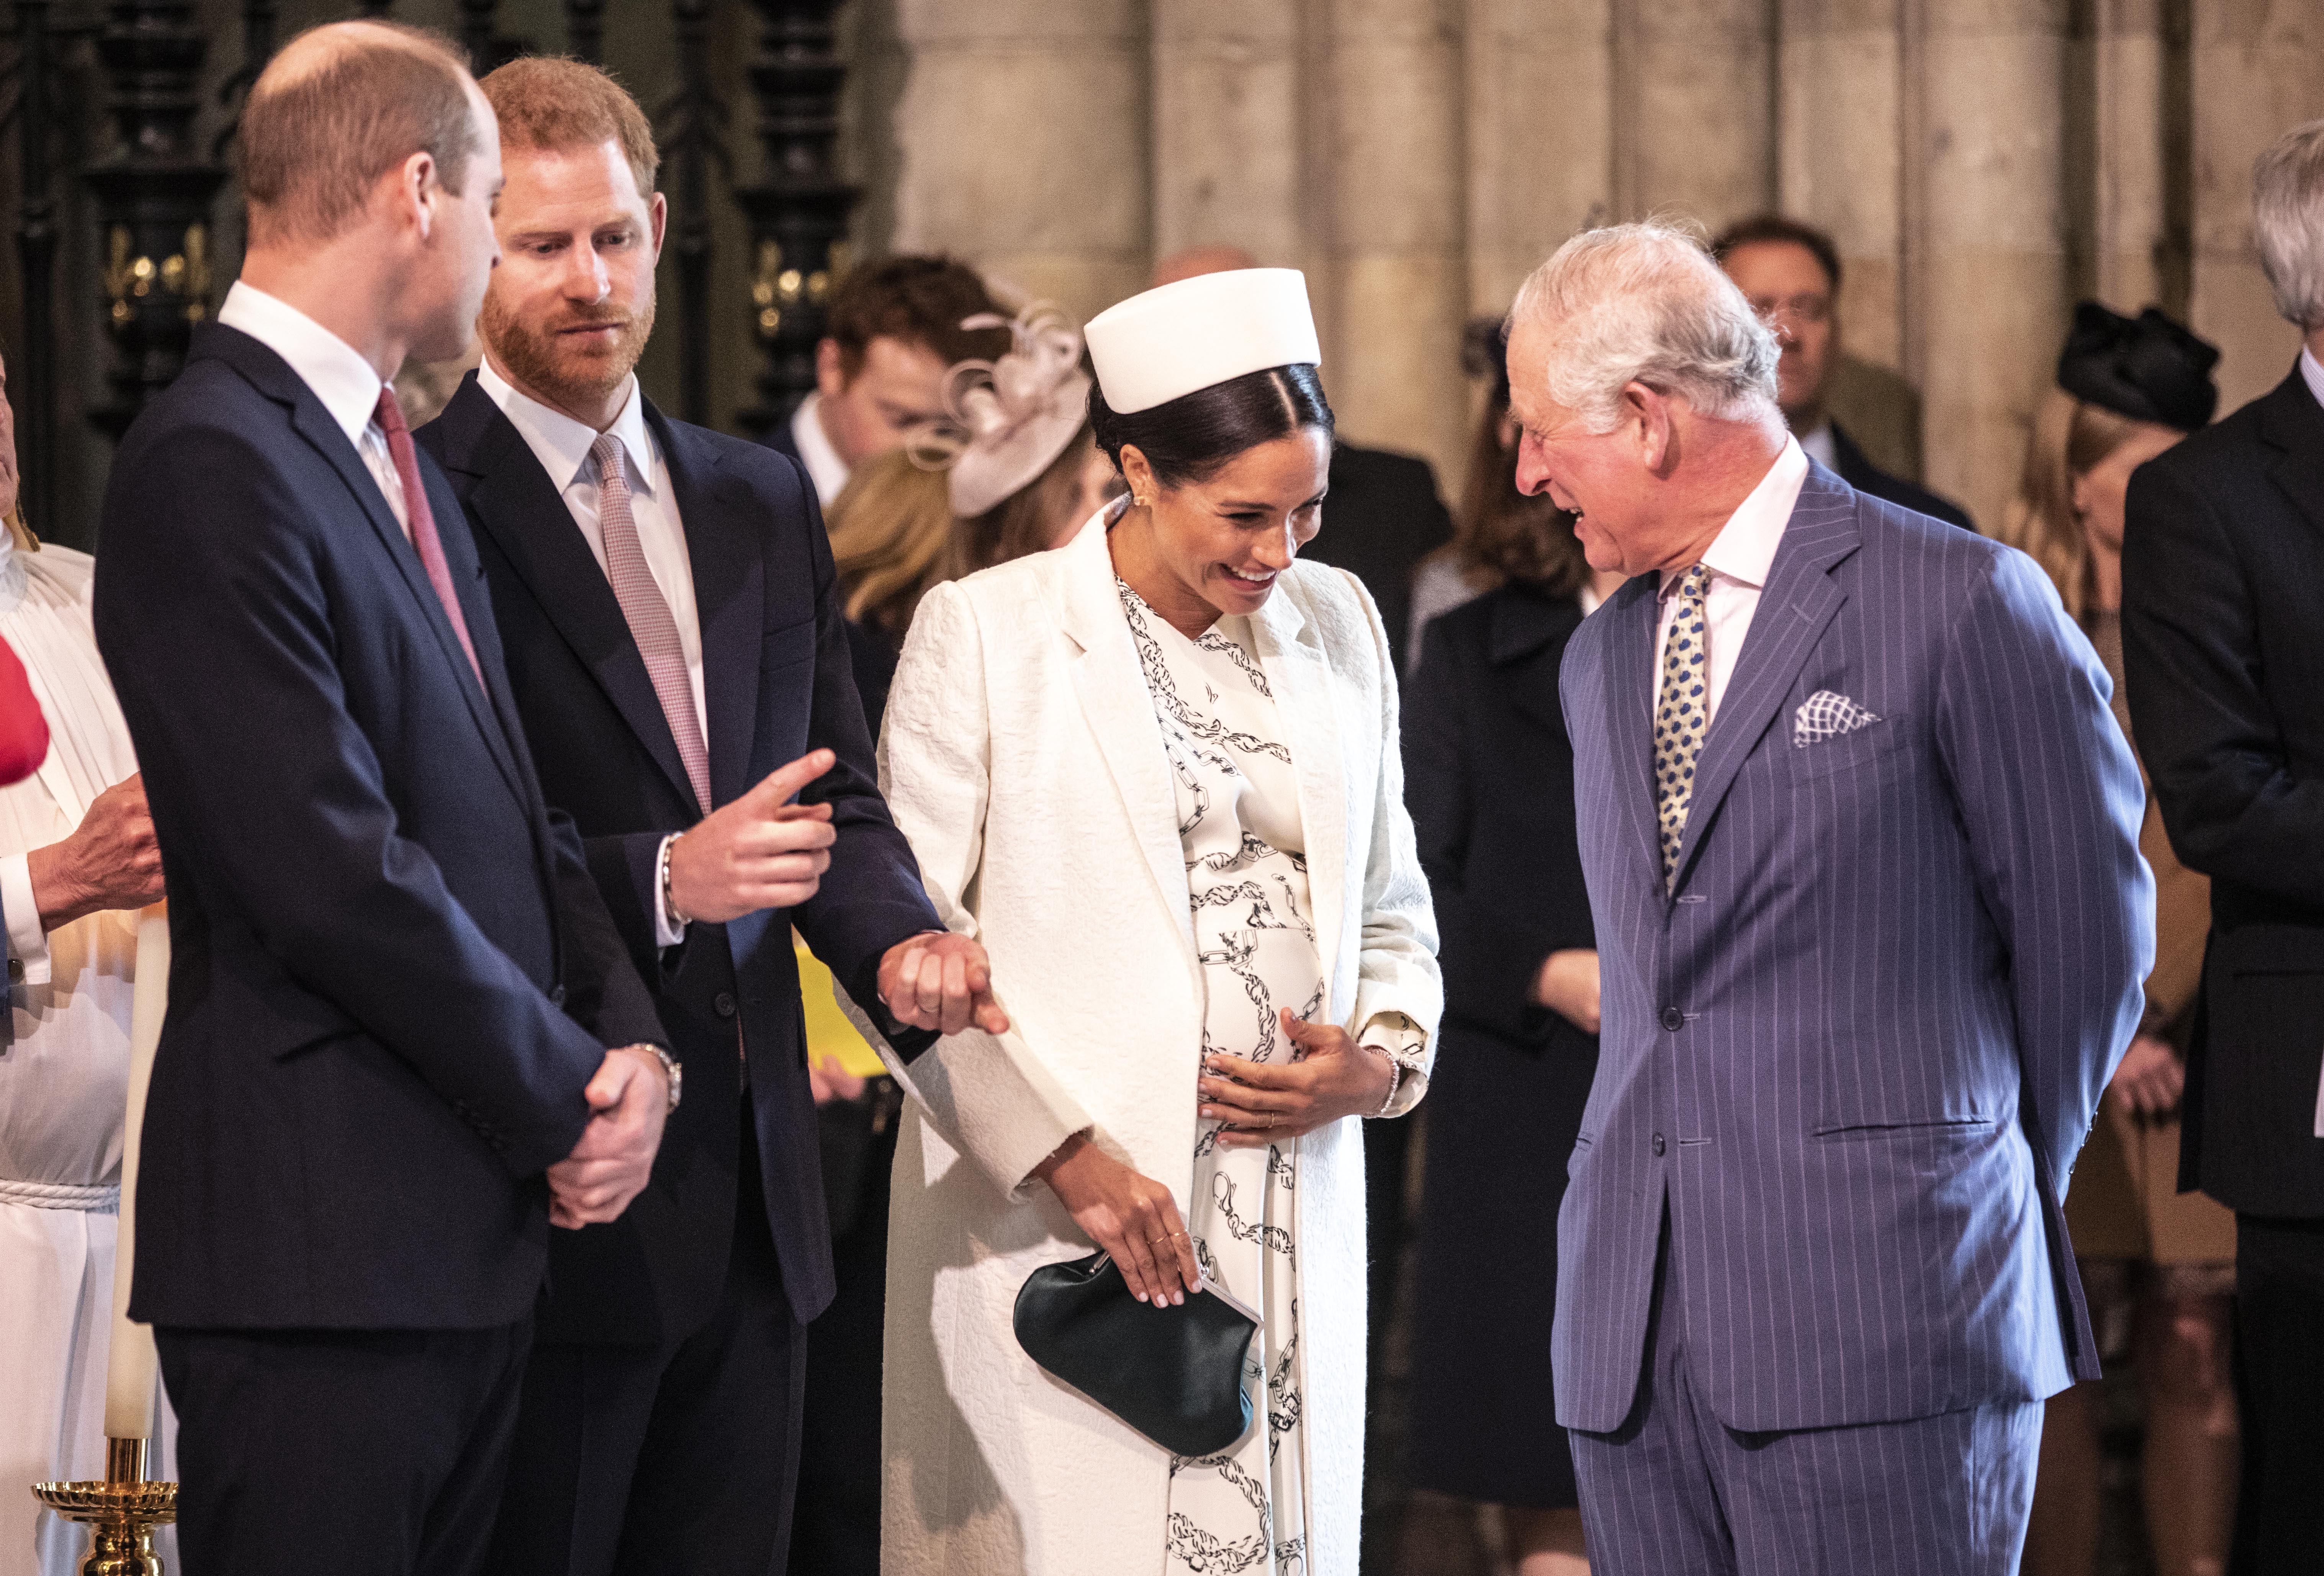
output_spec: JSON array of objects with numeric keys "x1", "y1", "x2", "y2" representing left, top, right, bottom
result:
[
  {"x1": 1319, "y1": 0, "x2": 1468, "y2": 483},
  {"x1": 1779, "y1": 0, "x2": 1905, "y2": 369},
  {"x1": 1779, "y1": 1, "x2": 1929, "y2": 481},
  {"x1": 1914, "y1": 0, "x2": 2071, "y2": 535},
  {"x1": 1619, "y1": 0, "x2": 1775, "y2": 229},
  {"x1": 2189, "y1": 0, "x2": 2324, "y2": 414},
  {"x1": 2089, "y1": 0, "x2": 2170, "y2": 314},
  {"x1": 1151, "y1": 0, "x2": 1307, "y2": 267},
  {"x1": 886, "y1": 0, "x2": 1150, "y2": 325},
  {"x1": 1464, "y1": 0, "x2": 1614, "y2": 314}
]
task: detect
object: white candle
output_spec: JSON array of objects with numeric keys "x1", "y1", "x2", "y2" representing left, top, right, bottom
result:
[{"x1": 102, "y1": 907, "x2": 168, "y2": 1442}]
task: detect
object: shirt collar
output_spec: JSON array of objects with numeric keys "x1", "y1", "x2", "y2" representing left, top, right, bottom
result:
[
  {"x1": 216, "y1": 280, "x2": 390, "y2": 451},
  {"x1": 2300, "y1": 347, "x2": 2324, "y2": 413},
  {"x1": 1660, "y1": 435, "x2": 1810, "y2": 598},
  {"x1": 789, "y1": 392, "x2": 851, "y2": 507},
  {"x1": 477, "y1": 356, "x2": 657, "y2": 496}
]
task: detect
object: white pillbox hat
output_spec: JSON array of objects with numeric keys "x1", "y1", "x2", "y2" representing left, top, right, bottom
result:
[{"x1": 1084, "y1": 268, "x2": 1322, "y2": 415}]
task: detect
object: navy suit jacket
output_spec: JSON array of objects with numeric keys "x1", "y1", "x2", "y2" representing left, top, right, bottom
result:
[
  {"x1": 95, "y1": 324, "x2": 665, "y2": 1331},
  {"x1": 418, "y1": 375, "x2": 939, "y2": 1337},
  {"x1": 1554, "y1": 464, "x2": 2151, "y2": 1434}
]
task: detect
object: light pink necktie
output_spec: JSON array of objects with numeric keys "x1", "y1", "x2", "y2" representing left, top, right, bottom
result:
[
  {"x1": 373, "y1": 389, "x2": 485, "y2": 692},
  {"x1": 591, "y1": 433, "x2": 712, "y2": 813}
]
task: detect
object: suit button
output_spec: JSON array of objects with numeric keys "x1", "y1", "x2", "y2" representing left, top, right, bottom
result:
[
  {"x1": 548, "y1": 984, "x2": 566, "y2": 1007},
  {"x1": 714, "y1": 992, "x2": 737, "y2": 1019},
  {"x1": 1660, "y1": 1007, "x2": 1684, "y2": 1031},
  {"x1": 1652, "y1": 1133, "x2": 1667, "y2": 1156}
]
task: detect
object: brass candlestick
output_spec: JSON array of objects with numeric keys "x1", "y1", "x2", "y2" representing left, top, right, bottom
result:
[{"x1": 33, "y1": 1436, "x2": 176, "y2": 1576}]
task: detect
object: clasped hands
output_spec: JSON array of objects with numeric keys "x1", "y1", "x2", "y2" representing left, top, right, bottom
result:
[{"x1": 548, "y1": 1045, "x2": 670, "y2": 1229}]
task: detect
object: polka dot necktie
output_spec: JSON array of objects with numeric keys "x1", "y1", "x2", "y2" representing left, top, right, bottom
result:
[{"x1": 1654, "y1": 564, "x2": 1712, "y2": 889}]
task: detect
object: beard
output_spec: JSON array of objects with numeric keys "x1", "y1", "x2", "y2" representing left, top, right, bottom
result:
[{"x1": 481, "y1": 289, "x2": 656, "y2": 412}]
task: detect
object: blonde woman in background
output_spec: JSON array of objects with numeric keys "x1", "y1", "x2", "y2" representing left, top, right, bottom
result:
[
  {"x1": 2006, "y1": 303, "x2": 2239, "y2": 1576},
  {"x1": 827, "y1": 307, "x2": 1119, "y2": 737}
]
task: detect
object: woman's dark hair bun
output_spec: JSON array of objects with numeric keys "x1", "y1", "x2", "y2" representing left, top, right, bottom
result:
[{"x1": 1090, "y1": 363, "x2": 1334, "y2": 490}]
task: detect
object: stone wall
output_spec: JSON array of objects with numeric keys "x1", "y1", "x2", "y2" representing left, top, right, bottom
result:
[{"x1": 850, "y1": 0, "x2": 2324, "y2": 533}]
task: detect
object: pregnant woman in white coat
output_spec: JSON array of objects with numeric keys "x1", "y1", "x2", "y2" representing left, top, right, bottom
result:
[{"x1": 869, "y1": 270, "x2": 1441, "y2": 1576}]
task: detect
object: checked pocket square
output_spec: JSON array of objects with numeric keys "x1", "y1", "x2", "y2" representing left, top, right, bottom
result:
[{"x1": 1794, "y1": 690, "x2": 1882, "y2": 747}]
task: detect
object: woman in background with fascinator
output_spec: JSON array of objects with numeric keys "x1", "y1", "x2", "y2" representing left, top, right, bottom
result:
[
  {"x1": 825, "y1": 304, "x2": 1119, "y2": 735},
  {"x1": 2006, "y1": 302, "x2": 2240, "y2": 1576},
  {"x1": 869, "y1": 268, "x2": 1440, "y2": 1576}
]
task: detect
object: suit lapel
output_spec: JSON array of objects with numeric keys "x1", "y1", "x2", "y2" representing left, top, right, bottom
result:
[
  {"x1": 654, "y1": 405, "x2": 762, "y2": 812},
  {"x1": 1253, "y1": 583, "x2": 1347, "y2": 1007},
  {"x1": 417, "y1": 461, "x2": 533, "y2": 810},
  {"x1": 1668, "y1": 475, "x2": 1861, "y2": 892},
  {"x1": 2260, "y1": 368, "x2": 2324, "y2": 550},
  {"x1": 1599, "y1": 576, "x2": 1663, "y2": 892},
  {"x1": 442, "y1": 382, "x2": 704, "y2": 819},
  {"x1": 1052, "y1": 515, "x2": 1196, "y2": 957},
  {"x1": 283, "y1": 392, "x2": 529, "y2": 806}
]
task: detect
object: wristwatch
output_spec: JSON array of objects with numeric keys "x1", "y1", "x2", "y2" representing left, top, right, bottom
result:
[{"x1": 622, "y1": 1043, "x2": 683, "y2": 1112}]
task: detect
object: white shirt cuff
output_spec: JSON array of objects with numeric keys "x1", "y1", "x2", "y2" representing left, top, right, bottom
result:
[
  {"x1": 1, "y1": 852, "x2": 51, "y2": 986},
  {"x1": 653, "y1": 834, "x2": 687, "y2": 948}
]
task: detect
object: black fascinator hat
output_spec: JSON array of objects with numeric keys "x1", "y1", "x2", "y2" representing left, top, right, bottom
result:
[{"x1": 2056, "y1": 302, "x2": 2220, "y2": 432}]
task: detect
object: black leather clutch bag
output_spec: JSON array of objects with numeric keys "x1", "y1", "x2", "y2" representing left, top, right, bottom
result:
[{"x1": 1013, "y1": 1250, "x2": 1260, "y2": 1457}]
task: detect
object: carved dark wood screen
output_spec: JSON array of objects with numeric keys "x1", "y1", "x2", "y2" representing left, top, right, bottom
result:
[{"x1": 1, "y1": 0, "x2": 859, "y2": 536}]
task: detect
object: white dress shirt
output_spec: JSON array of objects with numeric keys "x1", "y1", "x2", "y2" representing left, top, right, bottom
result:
[
  {"x1": 216, "y1": 281, "x2": 408, "y2": 536},
  {"x1": 478, "y1": 359, "x2": 704, "y2": 945},
  {"x1": 1651, "y1": 436, "x2": 1811, "y2": 726},
  {"x1": 2299, "y1": 346, "x2": 2324, "y2": 410},
  {"x1": 788, "y1": 392, "x2": 851, "y2": 507}
]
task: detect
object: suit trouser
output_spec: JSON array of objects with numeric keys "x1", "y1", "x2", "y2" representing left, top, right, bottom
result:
[
  {"x1": 787, "y1": 1101, "x2": 898, "y2": 1576},
  {"x1": 156, "y1": 1318, "x2": 532, "y2": 1576},
  {"x1": 1569, "y1": 1215, "x2": 2043, "y2": 1576},
  {"x1": 2229, "y1": 1213, "x2": 2324, "y2": 1576},
  {"x1": 487, "y1": 1111, "x2": 808, "y2": 1576}
]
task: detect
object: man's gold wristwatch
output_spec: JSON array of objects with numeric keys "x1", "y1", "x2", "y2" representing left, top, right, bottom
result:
[{"x1": 623, "y1": 1043, "x2": 682, "y2": 1112}]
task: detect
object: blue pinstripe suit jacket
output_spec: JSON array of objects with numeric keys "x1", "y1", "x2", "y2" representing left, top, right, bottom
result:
[{"x1": 1552, "y1": 465, "x2": 2153, "y2": 1434}]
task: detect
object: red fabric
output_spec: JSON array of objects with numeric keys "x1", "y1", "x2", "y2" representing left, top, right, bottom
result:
[
  {"x1": 372, "y1": 389, "x2": 485, "y2": 690},
  {"x1": 0, "y1": 635, "x2": 47, "y2": 785}
]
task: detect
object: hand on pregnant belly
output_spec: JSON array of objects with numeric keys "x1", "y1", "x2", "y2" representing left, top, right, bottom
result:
[{"x1": 1198, "y1": 1010, "x2": 1397, "y2": 1148}]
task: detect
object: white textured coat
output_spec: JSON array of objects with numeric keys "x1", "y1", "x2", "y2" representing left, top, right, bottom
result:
[{"x1": 865, "y1": 513, "x2": 1442, "y2": 1576}]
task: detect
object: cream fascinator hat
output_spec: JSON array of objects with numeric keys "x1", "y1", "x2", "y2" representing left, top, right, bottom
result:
[
  {"x1": 1083, "y1": 268, "x2": 1321, "y2": 414},
  {"x1": 909, "y1": 304, "x2": 1093, "y2": 518}
]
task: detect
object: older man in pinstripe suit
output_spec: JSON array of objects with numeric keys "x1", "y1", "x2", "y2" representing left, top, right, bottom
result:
[{"x1": 1509, "y1": 223, "x2": 2153, "y2": 1575}]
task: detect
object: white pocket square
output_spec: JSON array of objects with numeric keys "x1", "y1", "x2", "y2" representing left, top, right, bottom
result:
[{"x1": 1794, "y1": 690, "x2": 1882, "y2": 747}]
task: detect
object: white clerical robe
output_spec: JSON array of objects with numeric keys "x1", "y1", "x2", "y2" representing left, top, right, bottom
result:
[{"x1": 0, "y1": 535, "x2": 176, "y2": 1576}]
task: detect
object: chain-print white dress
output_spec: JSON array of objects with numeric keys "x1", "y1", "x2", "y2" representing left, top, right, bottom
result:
[{"x1": 1120, "y1": 580, "x2": 1317, "y2": 1576}]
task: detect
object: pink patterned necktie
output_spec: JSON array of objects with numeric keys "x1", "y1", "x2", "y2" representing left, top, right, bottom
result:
[
  {"x1": 591, "y1": 432, "x2": 712, "y2": 813},
  {"x1": 373, "y1": 389, "x2": 485, "y2": 692}
]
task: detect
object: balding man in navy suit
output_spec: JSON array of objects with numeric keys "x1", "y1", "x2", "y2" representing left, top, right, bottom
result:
[{"x1": 94, "y1": 23, "x2": 673, "y2": 1576}]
